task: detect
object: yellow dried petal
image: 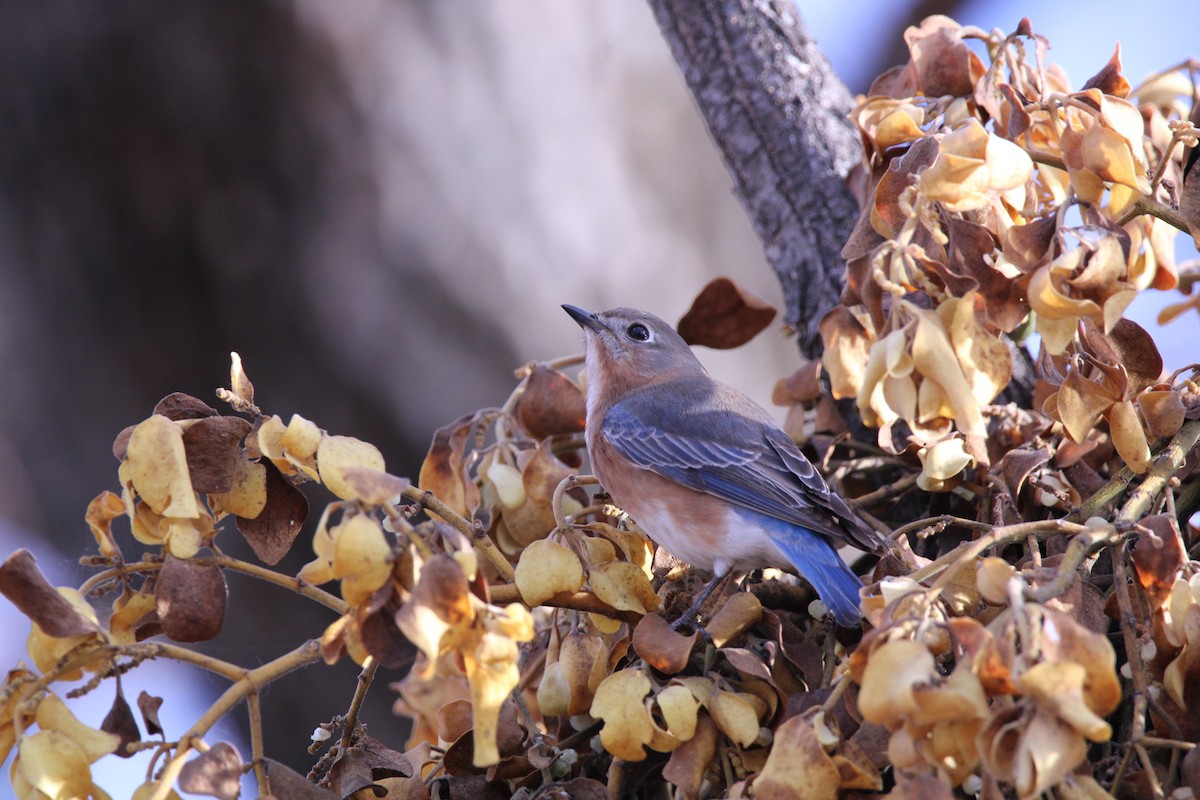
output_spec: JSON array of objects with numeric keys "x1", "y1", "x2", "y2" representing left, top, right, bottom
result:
[
  {"x1": 588, "y1": 560, "x2": 660, "y2": 615},
  {"x1": 486, "y1": 460, "x2": 526, "y2": 509},
  {"x1": 917, "y1": 438, "x2": 974, "y2": 491},
  {"x1": 331, "y1": 514, "x2": 392, "y2": 606},
  {"x1": 911, "y1": 309, "x2": 985, "y2": 437},
  {"x1": 1108, "y1": 400, "x2": 1151, "y2": 474},
  {"x1": 858, "y1": 639, "x2": 936, "y2": 727},
  {"x1": 208, "y1": 456, "x2": 267, "y2": 519},
  {"x1": 515, "y1": 539, "x2": 585, "y2": 606},
  {"x1": 707, "y1": 690, "x2": 760, "y2": 748},
  {"x1": 318, "y1": 435, "x2": 386, "y2": 501},
  {"x1": 591, "y1": 669, "x2": 654, "y2": 762},
  {"x1": 35, "y1": 693, "x2": 121, "y2": 763},
  {"x1": 17, "y1": 730, "x2": 95, "y2": 799},
  {"x1": 657, "y1": 684, "x2": 699, "y2": 742},
  {"x1": 754, "y1": 715, "x2": 841, "y2": 800},
  {"x1": 125, "y1": 415, "x2": 198, "y2": 519}
]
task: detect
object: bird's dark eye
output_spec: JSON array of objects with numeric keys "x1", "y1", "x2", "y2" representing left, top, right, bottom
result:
[{"x1": 626, "y1": 323, "x2": 650, "y2": 342}]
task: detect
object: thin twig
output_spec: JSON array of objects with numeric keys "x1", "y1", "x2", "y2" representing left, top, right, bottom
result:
[
  {"x1": 339, "y1": 657, "x2": 378, "y2": 751},
  {"x1": 402, "y1": 486, "x2": 515, "y2": 583},
  {"x1": 489, "y1": 583, "x2": 642, "y2": 626},
  {"x1": 79, "y1": 556, "x2": 349, "y2": 616}
]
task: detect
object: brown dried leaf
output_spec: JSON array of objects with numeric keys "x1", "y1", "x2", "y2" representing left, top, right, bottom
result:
[
  {"x1": 0, "y1": 550, "x2": 99, "y2": 636},
  {"x1": 1039, "y1": 609, "x2": 1121, "y2": 716},
  {"x1": 156, "y1": 554, "x2": 228, "y2": 643},
  {"x1": 772, "y1": 361, "x2": 823, "y2": 406},
  {"x1": 1056, "y1": 370, "x2": 1119, "y2": 444},
  {"x1": 394, "y1": 555, "x2": 475, "y2": 669},
  {"x1": 514, "y1": 539, "x2": 583, "y2": 606},
  {"x1": 178, "y1": 741, "x2": 243, "y2": 800},
  {"x1": 514, "y1": 364, "x2": 586, "y2": 440},
  {"x1": 632, "y1": 614, "x2": 697, "y2": 674},
  {"x1": 1002, "y1": 214, "x2": 1057, "y2": 273},
  {"x1": 500, "y1": 441, "x2": 573, "y2": 549},
  {"x1": 208, "y1": 454, "x2": 267, "y2": 520},
  {"x1": 858, "y1": 639, "x2": 936, "y2": 727},
  {"x1": 676, "y1": 277, "x2": 778, "y2": 349},
  {"x1": 883, "y1": 773, "x2": 956, "y2": 800},
  {"x1": 994, "y1": 445, "x2": 1053, "y2": 497},
  {"x1": 236, "y1": 460, "x2": 308, "y2": 565}
]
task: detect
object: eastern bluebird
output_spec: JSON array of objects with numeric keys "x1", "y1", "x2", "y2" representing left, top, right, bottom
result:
[{"x1": 563, "y1": 304, "x2": 885, "y2": 627}]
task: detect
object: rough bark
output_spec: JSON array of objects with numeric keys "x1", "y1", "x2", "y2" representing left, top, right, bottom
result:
[{"x1": 646, "y1": 0, "x2": 862, "y2": 358}]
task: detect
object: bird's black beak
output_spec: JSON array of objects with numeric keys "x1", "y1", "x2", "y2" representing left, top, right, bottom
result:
[{"x1": 562, "y1": 304, "x2": 605, "y2": 334}]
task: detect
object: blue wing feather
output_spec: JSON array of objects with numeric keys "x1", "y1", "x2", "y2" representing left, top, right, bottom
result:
[{"x1": 601, "y1": 378, "x2": 882, "y2": 553}]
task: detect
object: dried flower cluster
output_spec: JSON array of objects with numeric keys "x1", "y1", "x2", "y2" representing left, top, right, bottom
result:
[
  {"x1": 3, "y1": 15, "x2": 1200, "y2": 800},
  {"x1": 821, "y1": 16, "x2": 1200, "y2": 490}
]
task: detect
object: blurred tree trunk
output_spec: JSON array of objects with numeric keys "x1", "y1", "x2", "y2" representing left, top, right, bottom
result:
[{"x1": 646, "y1": 0, "x2": 862, "y2": 359}]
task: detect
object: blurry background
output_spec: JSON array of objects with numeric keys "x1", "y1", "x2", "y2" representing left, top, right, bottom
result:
[{"x1": 0, "y1": 0, "x2": 1196, "y2": 792}]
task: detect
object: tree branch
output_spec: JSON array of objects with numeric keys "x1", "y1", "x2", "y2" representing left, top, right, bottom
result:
[{"x1": 646, "y1": 0, "x2": 862, "y2": 357}]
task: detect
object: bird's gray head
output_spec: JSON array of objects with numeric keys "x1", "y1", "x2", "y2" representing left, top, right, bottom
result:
[{"x1": 562, "y1": 305, "x2": 703, "y2": 406}]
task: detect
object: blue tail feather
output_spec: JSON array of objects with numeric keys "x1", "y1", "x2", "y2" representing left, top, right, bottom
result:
[{"x1": 756, "y1": 517, "x2": 864, "y2": 626}]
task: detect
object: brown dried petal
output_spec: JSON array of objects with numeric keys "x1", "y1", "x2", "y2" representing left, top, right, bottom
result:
[
  {"x1": 1131, "y1": 514, "x2": 1186, "y2": 610},
  {"x1": 1139, "y1": 390, "x2": 1186, "y2": 439},
  {"x1": 903, "y1": 16, "x2": 985, "y2": 98},
  {"x1": 156, "y1": 554, "x2": 228, "y2": 643},
  {"x1": 100, "y1": 686, "x2": 141, "y2": 758},
  {"x1": 153, "y1": 392, "x2": 219, "y2": 421},
  {"x1": 1080, "y1": 44, "x2": 1131, "y2": 97},
  {"x1": 137, "y1": 692, "x2": 164, "y2": 737},
  {"x1": 178, "y1": 741, "x2": 243, "y2": 800},
  {"x1": 0, "y1": 550, "x2": 99, "y2": 637},
  {"x1": 418, "y1": 413, "x2": 479, "y2": 519},
  {"x1": 264, "y1": 759, "x2": 339, "y2": 799},
  {"x1": 236, "y1": 460, "x2": 308, "y2": 565},
  {"x1": 754, "y1": 714, "x2": 841, "y2": 800},
  {"x1": 676, "y1": 277, "x2": 777, "y2": 349},
  {"x1": 1107, "y1": 318, "x2": 1164, "y2": 393},
  {"x1": 514, "y1": 364, "x2": 586, "y2": 440},
  {"x1": 85, "y1": 490, "x2": 126, "y2": 561},
  {"x1": 662, "y1": 712, "x2": 718, "y2": 799},
  {"x1": 994, "y1": 445, "x2": 1053, "y2": 497},
  {"x1": 772, "y1": 361, "x2": 823, "y2": 406},
  {"x1": 182, "y1": 416, "x2": 252, "y2": 494},
  {"x1": 632, "y1": 613, "x2": 697, "y2": 675},
  {"x1": 704, "y1": 591, "x2": 763, "y2": 647}
]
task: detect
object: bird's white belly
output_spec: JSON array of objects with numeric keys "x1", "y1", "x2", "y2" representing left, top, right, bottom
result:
[{"x1": 626, "y1": 500, "x2": 788, "y2": 577}]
